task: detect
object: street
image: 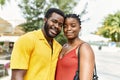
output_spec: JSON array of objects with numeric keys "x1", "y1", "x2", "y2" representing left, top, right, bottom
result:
[
  {"x1": 0, "y1": 46, "x2": 120, "y2": 80},
  {"x1": 92, "y1": 46, "x2": 120, "y2": 80}
]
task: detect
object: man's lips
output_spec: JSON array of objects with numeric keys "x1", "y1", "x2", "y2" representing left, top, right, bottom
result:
[{"x1": 50, "y1": 29, "x2": 57, "y2": 35}]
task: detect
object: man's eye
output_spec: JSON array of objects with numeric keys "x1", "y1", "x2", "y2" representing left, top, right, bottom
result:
[
  {"x1": 59, "y1": 23, "x2": 63, "y2": 27},
  {"x1": 52, "y1": 20, "x2": 57, "y2": 23}
]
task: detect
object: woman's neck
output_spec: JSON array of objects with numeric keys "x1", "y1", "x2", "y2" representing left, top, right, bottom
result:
[{"x1": 67, "y1": 37, "x2": 81, "y2": 47}]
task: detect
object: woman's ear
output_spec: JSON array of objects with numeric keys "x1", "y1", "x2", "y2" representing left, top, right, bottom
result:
[
  {"x1": 79, "y1": 26, "x2": 81, "y2": 30},
  {"x1": 79, "y1": 26, "x2": 81, "y2": 32},
  {"x1": 80, "y1": 26, "x2": 81, "y2": 29}
]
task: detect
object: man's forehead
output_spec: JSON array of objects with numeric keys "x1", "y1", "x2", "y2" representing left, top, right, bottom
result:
[
  {"x1": 51, "y1": 13, "x2": 64, "y2": 18},
  {"x1": 49, "y1": 13, "x2": 64, "y2": 22}
]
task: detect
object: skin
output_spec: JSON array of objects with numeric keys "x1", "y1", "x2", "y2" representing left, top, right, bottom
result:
[
  {"x1": 11, "y1": 12, "x2": 64, "y2": 80},
  {"x1": 60, "y1": 17, "x2": 95, "y2": 80},
  {"x1": 42, "y1": 13, "x2": 64, "y2": 46}
]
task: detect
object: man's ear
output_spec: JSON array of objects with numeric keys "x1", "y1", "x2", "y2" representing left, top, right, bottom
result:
[{"x1": 44, "y1": 18, "x2": 47, "y2": 23}]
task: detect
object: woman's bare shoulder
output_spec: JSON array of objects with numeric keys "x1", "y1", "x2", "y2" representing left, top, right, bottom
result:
[{"x1": 79, "y1": 42, "x2": 94, "y2": 57}]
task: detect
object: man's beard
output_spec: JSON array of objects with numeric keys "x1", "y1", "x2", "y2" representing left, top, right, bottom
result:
[{"x1": 44, "y1": 21, "x2": 59, "y2": 38}]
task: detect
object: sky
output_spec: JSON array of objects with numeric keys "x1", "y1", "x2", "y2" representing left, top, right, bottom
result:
[
  {"x1": 0, "y1": 0, "x2": 120, "y2": 35},
  {"x1": 74, "y1": 0, "x2": 120, "y2": 35},
  {"x1": 0, "y1": 0, "x2": 25, "y2": 27}
]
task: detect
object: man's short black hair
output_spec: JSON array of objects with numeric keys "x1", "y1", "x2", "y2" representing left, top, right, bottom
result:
[{"x1": 45, "y1": 8, "x2": 65, "y2": 19}]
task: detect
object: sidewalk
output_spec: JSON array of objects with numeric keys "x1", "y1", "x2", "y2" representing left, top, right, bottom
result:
[
  {"x1": 92, "y1": 45, "x2": 120, "y2": 80},
  {"x1": 91, "y1": 45, "x2": 120, "y2": 52}
]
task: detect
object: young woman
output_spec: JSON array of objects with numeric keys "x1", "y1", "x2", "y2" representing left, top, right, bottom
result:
[{"x1": 56, "y1": 14, "x2": 95, "y2": 80}]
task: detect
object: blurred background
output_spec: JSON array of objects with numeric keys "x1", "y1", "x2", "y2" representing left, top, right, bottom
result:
[{"x1": 0, "y1": 0, "x2": 120, "y2": 80}]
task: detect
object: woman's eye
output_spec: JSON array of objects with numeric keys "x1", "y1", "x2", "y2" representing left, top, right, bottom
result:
[{"x1": 71, "y1": 24, "x2": 76, "y2": 27}]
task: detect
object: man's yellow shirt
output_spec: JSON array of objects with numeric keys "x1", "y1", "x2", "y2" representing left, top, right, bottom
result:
[{"x1": 10, "y1": 29, "x2": 62, "y2": 80}]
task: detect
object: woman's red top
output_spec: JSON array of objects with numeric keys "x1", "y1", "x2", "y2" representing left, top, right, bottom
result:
[{"x1": 55, "y1": 47, "x2": 78, "y2": 80}]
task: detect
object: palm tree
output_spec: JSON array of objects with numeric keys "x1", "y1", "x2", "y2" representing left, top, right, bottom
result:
[{"x1": 96, "y1": 11, "x2": 120, "y2": 42}]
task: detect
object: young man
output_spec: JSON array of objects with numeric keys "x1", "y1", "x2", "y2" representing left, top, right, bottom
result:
[{"x1": 10, "y1": 8, "x2": 65, "y2": 80}]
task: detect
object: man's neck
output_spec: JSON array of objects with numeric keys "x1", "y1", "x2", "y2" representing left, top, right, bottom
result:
[{"x1": 41, "y1": 28, "x2": 53, "y2": 47}]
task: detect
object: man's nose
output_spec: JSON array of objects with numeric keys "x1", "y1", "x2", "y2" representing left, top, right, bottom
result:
[{"x1": 54, "y1": 23, "x2": 59, "y2": 28}]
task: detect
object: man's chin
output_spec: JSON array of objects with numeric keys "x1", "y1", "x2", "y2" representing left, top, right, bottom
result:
[
  {"x1": 46, "y1": 34, "x2": 55, "y2": 38},
  {"x1": 49, "y1": 34, "x2": 57, "y2": 38},
  {"x1": 49, "y1": 32, "x2": 58, "y2": 38}
]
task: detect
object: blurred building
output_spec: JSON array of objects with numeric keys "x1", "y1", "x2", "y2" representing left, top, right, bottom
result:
[
  {"x1": 13, "y1": 26, "x2": 25, "y2": 36},
  {"x1": 0, "y1": 17, "x2": 25, "y2": 55},
  {"x1": 0, "y1": 18, "x2": 13, "y2": 35},
  {"x1": 0, "y1": 17, "x2": 25, "y2": 36}
]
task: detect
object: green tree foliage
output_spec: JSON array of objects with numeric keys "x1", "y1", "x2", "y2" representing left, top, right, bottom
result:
[
  {"x1": 0, "y1": 0, "x2": 10, "y2": 7},
  {"x1": 18, "y1": 0, "x2": 46, "y2": 32},
  {"x1": 0, "y1": 0, "x2": 6, "y2": 6},
  {"x1": 96, "y1": 11, "x2": 120, "y2": 42},
  {"x1": 0, "y1": 0, "x2": 88, "y2": 45},
  {"x1": 49, "y1": 0, "x2": 78, "y2": 14},
  {"x1": 55, "y1": 30, "x2": 67, "y2": 45},
  {"x1": 18, "y1": 0, "x2": 81, "y2": 45},
  {"x1": 18, "y1": 0, "x2": 79, "y2": 32}
]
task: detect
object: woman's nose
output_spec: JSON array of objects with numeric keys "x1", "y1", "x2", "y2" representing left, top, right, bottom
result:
[{"x1": 67, "y1": 26, "x2": 71, "y2": 30}]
